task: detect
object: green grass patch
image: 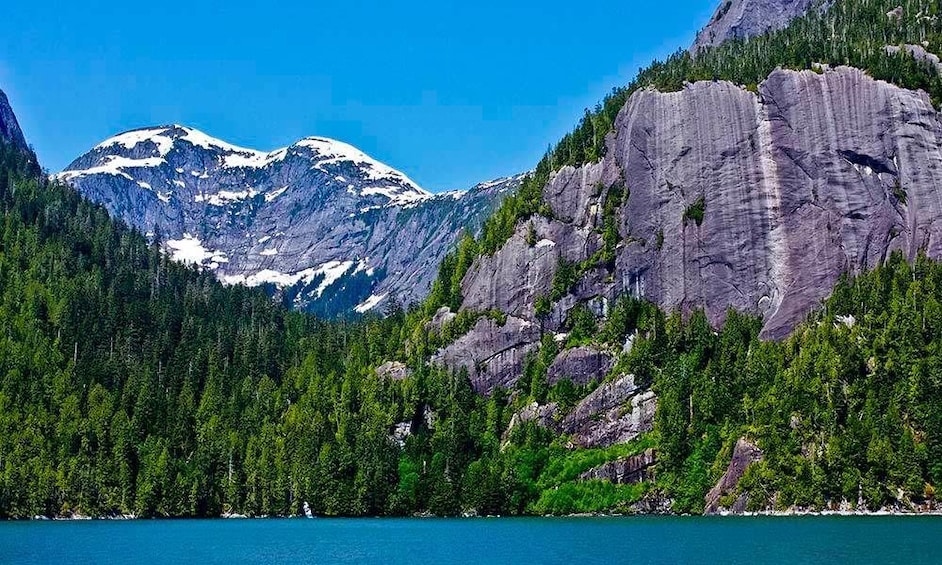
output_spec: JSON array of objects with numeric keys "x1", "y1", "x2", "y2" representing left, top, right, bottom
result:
[
  {"x1": 531, "y1": 481, "x2": 649, "y2": 515},
  {"x1": 538, "y1": 434, "x2": 655, "y2": 489}
]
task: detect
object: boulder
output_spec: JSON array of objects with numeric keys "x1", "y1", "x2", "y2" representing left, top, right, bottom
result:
[{"x1": 375, "y1": 361, "x2": 411, "y2": 381}]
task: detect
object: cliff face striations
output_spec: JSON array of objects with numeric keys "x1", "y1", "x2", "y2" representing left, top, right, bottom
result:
[{"x1": 443, "y1": 66, "x2": 942, "y2": 393}]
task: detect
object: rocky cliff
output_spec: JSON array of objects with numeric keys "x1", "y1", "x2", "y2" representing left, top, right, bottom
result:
[
  {"x1": 692, "y1": 0, "x2": 820, "y2": 52},
  {"x1": 57, "y1": 126, "x2": 523, "y2": 316},
  {"x1": 441, "y1": 66, "x2": 942, "y2": 393},
  {"x1": 0, "y1": 88, "x2": 28, "y2": 151}
]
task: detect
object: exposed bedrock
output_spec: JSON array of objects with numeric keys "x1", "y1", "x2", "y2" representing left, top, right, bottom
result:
[
  {"x1": 545, "y1": 346, "x2": 614, "y2": 386},
  {"x1": 704, "y1": 438, "x2": 764, "y2": 514},
  {"x1": 501, "y1": 374, "x2": 657, "y2": 449},
  {"x1": 441, "y1": 66, "x2": 942, "y2": 393},
  {"x1": 580, "y1": 448, "x2": 657, "y2": 484},
  {"x1": 691, "y1": 0, "x2": 820, "y2": 53}
]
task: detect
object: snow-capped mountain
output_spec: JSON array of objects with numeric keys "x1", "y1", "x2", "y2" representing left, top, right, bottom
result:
[{"x1": 57, "y1": 125, "x2": 523, "y2": 315}]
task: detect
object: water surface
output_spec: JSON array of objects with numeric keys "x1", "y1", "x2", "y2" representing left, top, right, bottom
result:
[{"x1": 2, "y1": 516, "x2": 938, "y2": 564}]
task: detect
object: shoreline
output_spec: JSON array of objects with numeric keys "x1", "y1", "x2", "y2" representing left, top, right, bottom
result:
[{"x1": 11, "y1": 509, "x2": 942, "y2": 521}]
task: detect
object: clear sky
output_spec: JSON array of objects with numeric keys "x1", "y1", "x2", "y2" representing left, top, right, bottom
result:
[{"x1": 0, "y1": 0, "x2": 717, "y2": 191}]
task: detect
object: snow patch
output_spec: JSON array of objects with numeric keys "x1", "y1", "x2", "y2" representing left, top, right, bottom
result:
[
  {"x1": 165, "y1": 234, "x2": 228, "y2": 267},
  {"x1": 295, "y1": 136, "x2": 431, "y2": 203},
  {"x1": 265, "y1": 186, "x2": 288, "y2": 202},
  {"x1": 355, "y1": 293, "x2": 387, "y2": 314},
  {"x1": 536, "y1": 238, "x2": 556, "y2": 248},
  {"x1": 259, "y1": 248, "x2": 278, "y2": 256},
  {"x1": 95, "y1": 128, "x2": 174, "y2": 156},
  {"x1": 223, "y1": 260, "x2": 354, "y2": 296},
  {"x1": 194, "y1": 189, "x2": 258, "y2": 206},
  {"x1": 56, "y1": 155, "x2": 166, "y2": 182}
]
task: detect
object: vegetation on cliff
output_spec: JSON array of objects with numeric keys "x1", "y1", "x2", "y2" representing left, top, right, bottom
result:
[{"x1": 3, "y1": 0, "x2": 942, "y2": 519}]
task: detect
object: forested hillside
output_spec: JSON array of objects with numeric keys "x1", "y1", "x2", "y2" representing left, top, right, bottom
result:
[
  {"x1": 2, "y1": 136, "x2": 941, "y2": 517},
  {"x1": 3, "y1": 0, "x2": 942, "y2": 518}
]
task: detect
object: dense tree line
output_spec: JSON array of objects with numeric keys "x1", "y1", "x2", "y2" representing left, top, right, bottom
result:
[{"x1": 3, "y1": 0, "x2": 942, "y2": 519}]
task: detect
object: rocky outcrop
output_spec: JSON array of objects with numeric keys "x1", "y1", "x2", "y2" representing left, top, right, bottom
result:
[
  {"x1": 375, "y1": 361, "x2": 411, "y2": 381},
  {"x1": 692, "y1": 0, "x2": 819, "y2": 52},
  {"x1": 448, "y1": 65, "x2": 942, "y2": 392},
  {"x1": 426, "y1": 307, "x2": 457, "y2": 334},
  {"x1": 434, "y1": 315, "x2": 541, "y2": 394},
  {"x1": 885, "y1": 44, "x2": 942, "y2": 76},
  {"x1": 504, "y1": 401, "x2": 559, "y2": 440},
  {"x1": 561, "y1": 374, "x2": 657, "y2": 448},
  {"x1": 704, "y1": 438, "x2": 764, "y2": 514},
  {"x1": 500, "y1": 374, "x2": 655, "y2": 448},
  {"x1": 0, "y1": 88, "x2": 28, "y2": 151},
  {"x1": 546, "y1": 346, "x2": 614, "y2": 386},
  {"x1": 56, "y1": 125, "x2": 524, "y2": 317},
  {"x1": 580, "y1": 448, "x2": 657, "y2": 484}
]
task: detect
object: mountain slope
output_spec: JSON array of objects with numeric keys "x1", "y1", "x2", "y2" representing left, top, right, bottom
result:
[
  {"x1": 431, "y1": 0, "x2": 942, "y2": 394},
  {"x1": 57, "y1": 126, "x2": 523, "y2": 316},
  {"x1": 692, "y1": 0, "x2": 820, "y2": 52},
  {"x1": 0, "y1": 88, "x2": 28, "y2": 151}
]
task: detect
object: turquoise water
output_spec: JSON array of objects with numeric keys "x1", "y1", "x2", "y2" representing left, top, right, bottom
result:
[{"x1": 1, "y1": 516, "x2": 938, "y2": 564}]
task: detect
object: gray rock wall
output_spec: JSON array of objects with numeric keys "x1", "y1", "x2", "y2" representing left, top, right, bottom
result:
[
  {"x1": 442, "y1": 66, "x2": 942, "y2": 392},
  {"x1": 692, "y1": 0, "x2": 819, "y2": 52}
]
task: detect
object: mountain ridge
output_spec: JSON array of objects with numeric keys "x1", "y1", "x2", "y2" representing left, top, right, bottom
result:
[
  {"x1": 57, "y1": 124, "x2": 524, "y2": 316},
  {"x1": 0, "y1": 88, "x2": 28, "y2": 152}
]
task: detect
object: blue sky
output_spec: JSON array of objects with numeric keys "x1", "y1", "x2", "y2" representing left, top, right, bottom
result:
[{"x1": 0, "y1": 0, "x2": 717, "y2": 191}]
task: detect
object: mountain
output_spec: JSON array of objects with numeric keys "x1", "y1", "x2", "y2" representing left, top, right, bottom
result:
[
  {"x1": 4, "y1": 0, "x2": 942, "y2": 520},
  {"x1": 57, "y1": 125, "x2": 523, "y2": 316},
  {"x1": 691, "y1": 0, "x2": 820, "y2": 52},
  {"x1": 0, "y1": 88, "x2": 28, "y2": 151},
  {"x1": 434, "y1": 0, "x2": 942, "y2": 394}
]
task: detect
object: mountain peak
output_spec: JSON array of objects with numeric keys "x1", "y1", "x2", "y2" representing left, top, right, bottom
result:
[
  {"x1": 56, "y1": 122, "x2": 523, "y2": 316},
  {"x1": 692, "y1": 0, "x2": 819, "y2": 52},
  {"x1": 0, "y1": 88, "x2": 29, "y2": 151}
]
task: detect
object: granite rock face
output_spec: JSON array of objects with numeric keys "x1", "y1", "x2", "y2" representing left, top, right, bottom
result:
[
  {"x1": 561, "y1": 374, "x2": 657, "y2": 448},
  {"x1": 433, "y1": 315, "x2": 541, "y2": 393},
  {"x1": 704, "y1": 438, "x2": 763, "y2": 514},
  {"x1": 0, "y1": 88, "x2": 28, "y2": 151},
  {"x1": 500, "y1": 374, "x2": 656, "y2": 448},
  {"x1": 579, "y1": 448, "x2": 657, "y2": 484},
  {"x1": 692, "y1": 0, "x2": 819, "y2": 52},
  {"x1": 545, "y1": 346, "x2": 614, "y2": 386},
  {"x1": 504, "y1": 401, "x2": 560, "y2": 440},
  {"x1": 444, "y1": 66, "x2": 942, "y2": 393},
  {"x1": 56, "y1": 125, "x2": 524, "y2": 316}
]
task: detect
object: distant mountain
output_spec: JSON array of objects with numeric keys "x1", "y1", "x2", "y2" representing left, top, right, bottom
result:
[
  {"x1": 692, "y1": 0, "x2": 819, "y2": 52},
  {"x1": 57, "y1": 125, "x2": 523, "y2": 316},
  {"x1": 0, "y1": 88, "x2": 29, "y2": 151}
]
